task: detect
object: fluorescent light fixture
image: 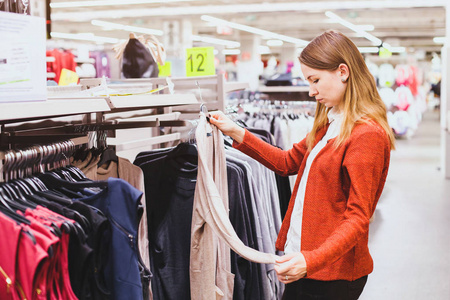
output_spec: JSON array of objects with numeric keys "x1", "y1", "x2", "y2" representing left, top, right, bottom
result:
[
  {"x1": 191, "y1": 35, "x2": 240, "y2": 48},
  {"x1": 389, "y1": 47, "x2": 406, "y2": 53},
  {"x1": 325, "y1": 11, "x2": 382, "y2": 46},
  {"x1": 358, "y1": 47, "x2": 379, "y2": 53},
  {"x1": 433, "y1": 37, "x2": 446, "y2": 44},
  {"x1": 51, "y1": 0, "x2": 194, "y2": 9},
  {"x1": 91, "y1": 20, "x2": 163, "y2": 36},
  {"x1": 357, "y1": 25, "x2": 375, "y2": 31},
  {"x1": 50, "y1": 32, "x2": 120, "y2": 44},
  {"x1": 380, "y1": 42, "x2": 405, "y2": 53},
  {"x1": 201, "y1": 15, "x2": 309, "y2": 46},
  {"x1": 259, "y1": 45, "x2": 271, "y2": 55},
  {"x1": 267, "y1": 40, "x2": 284, "y2": 47},
  {"x1": 358, "y1": 46, "x2": 406, "y2": 54},
  {"x1": 223, "y1": 49, "x2": 241, "y2": 55},
  {"x1": 52, "y1": 1, "x2": 448, "y2": 21}
]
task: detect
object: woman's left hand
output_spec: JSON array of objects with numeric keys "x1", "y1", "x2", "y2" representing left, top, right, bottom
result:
[{"x1": 274, "y1": 252, "x2": 307, "y2": 284}]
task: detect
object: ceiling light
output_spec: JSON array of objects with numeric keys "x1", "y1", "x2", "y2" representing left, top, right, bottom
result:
[
  {"x1": 52, "y1": 1, "x2": 448, "y2": 21},
  {"x1": 389, "y1": 47, "x2": 406, "y2": 53},
  {"x1": 356, "y1": 25, "x2": 375, "y2": 31},
  {"x1": 91, "y1": 20, "x2": 163, "y2": 36},
  {"x1": 51, "y1": 0, "x2": 194, "y2": 9},
  {"x1": 201, "y1": 15, "x2": 309, "y2": 46},
  {"x1": 357, "y1": 46, "x2": 406, "y2": 54},
  {"x1": 325, "y1": 11, "x2": 382, "y2": 46},
  {"x1": 223, "y1": 49, "x2": 241, "y2": 55},
  {"x1": 266, "y1": 40, "x2": 284, "y2": 47},
  {"x1": 259, "y1": 45, "x2": 271, "y2": 55},
  {"x1": 358, "y1": 47, "x2": 379, "y2": 53},
  {"x1": 50, "y1": 32, "x2": 120, "y2": 44},
  {"x1": 433, "y1": 37, "x2": 446, "y2": 44},
  {"x1": 191, "y1": 35, "x2": 240, "y2": 48}
]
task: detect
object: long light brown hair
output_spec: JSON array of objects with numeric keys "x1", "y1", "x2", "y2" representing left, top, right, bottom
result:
[{"x1": 299, "y1": 30, "x2": 395, "y2": 150}]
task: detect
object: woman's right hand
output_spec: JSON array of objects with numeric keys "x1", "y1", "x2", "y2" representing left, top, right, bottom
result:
[{"x1": 208, "y1": 111, "x2": 245, "y2": 144}]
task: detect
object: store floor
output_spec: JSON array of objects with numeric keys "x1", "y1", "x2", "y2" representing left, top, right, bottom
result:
[{"x1": 361, "y1": 110, "x2": 450, "y2": 299}]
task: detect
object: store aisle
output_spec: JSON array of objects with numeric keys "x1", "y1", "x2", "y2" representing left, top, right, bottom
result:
[{"x1": 362, "y1": 110, "x2": 450, "y2": 299}]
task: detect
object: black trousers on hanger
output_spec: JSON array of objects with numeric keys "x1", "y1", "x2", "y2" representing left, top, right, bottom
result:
[{"x1": 282, "y1": 275, "x2": 368, "y2": 300}]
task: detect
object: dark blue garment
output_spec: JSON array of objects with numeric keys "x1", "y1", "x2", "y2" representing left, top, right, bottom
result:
[
  {"x1": 136, "y1": 153, "x2": 197, "y2": 300},
  {"x1": 77, "y1": 178, "x2": 143, "y2": 300}
]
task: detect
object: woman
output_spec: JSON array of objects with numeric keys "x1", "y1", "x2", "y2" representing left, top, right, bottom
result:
[{"x1": 209, "y1": 30, "x2": 395, "y2": 300}]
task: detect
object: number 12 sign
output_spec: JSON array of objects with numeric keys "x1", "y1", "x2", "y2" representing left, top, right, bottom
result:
[{"x1": 186, "y1": 47, "x2": 215, "y2": 77}]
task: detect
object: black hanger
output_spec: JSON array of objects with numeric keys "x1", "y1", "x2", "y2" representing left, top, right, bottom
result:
[
  {"x1": 97, "y1": 147, "x2": 118, "y2": 168},
  {"x1": 38, "y1": 172, "x2": 108, "y2": 190},
  {"x1": 0, "y1": 186, "x2": 32, "y2": 213}
]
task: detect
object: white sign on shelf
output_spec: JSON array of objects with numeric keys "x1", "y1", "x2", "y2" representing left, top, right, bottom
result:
[{"x1": 0, "y1": 11, "x2": 47, "y2": 102}]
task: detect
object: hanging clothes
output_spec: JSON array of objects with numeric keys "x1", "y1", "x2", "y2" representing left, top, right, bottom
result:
[
  {"x1": 134, "y1": 143, "x2": 198, "y2": 300},
  {"x1": 75, "y1": 178, "x2": 144, "y2": 300},
  {"x1": 190, "y1": 113, "x2": 277, "y2": 300},
  {"x1": 71, "y1": 151, "x2": 151, "y2": 292}
]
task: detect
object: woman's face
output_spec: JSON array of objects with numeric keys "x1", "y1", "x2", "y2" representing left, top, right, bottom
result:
[{"x1": 301, "y1": 64, "x2": 347, "y2": 109}]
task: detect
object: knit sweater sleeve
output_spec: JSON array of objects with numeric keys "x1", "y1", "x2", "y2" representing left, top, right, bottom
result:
[
  {"x1": 302, "y1": 125, "x2": 390, "y2": 276},
  {"x1": 233, "y1": 129, "x2": 308, "y2": 177}
]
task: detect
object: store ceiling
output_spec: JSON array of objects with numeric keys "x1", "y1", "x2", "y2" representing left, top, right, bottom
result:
[{"x1": 50, "y1": 0, "x2": 447, "y2": 55}]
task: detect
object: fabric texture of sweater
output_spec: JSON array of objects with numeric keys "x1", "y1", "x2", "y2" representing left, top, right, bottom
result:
[{"x1": 233, "y1": 119, "x2": 390, "y2": 281}]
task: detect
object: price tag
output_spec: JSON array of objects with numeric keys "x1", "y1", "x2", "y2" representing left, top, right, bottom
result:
[
  {"x1": 59, "y1": 68, "x2": 79, "y2": 86},
  {"x1": 158, "y1": 61, "x2": 172, "y2": 77},
  {"x1": 186, "y1": 47, "x2": 215, "y2": 77}
]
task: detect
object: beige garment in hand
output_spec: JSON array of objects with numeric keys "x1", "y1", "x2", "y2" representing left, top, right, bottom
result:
[
  {"x1": 190, "y1": 114, "x2": 277, "y2": 300},
  {"x1": 97, "y1": 157, "x2": 152, "y2": 300}
]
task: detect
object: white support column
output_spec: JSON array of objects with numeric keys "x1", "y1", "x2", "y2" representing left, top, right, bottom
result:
[
  {"x1": 441, "y1": 4, "x2": 450, "y2": 178},
  {"x1": 162, "y1": 19, "x2": 193, "y2": 77},
  {"x1": 279, "y1": 45, "x2": 297, "y2": 74},
  {"x1": 237, "y1": 34, "x2": 263, "y2": 91}
]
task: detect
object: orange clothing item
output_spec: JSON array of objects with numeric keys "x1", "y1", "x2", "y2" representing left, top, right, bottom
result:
[{"x1": 233, "y1": 120, "x2": 391, "y2": 281}]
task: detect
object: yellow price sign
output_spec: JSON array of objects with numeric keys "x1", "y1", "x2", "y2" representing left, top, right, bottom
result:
[
  {"x1": 186, "y1": 47, "x2": 215, "y2": 77},
  {"x1": 379, "y1": 47, "x2": 392, "y2": 58},
  {"x1": 158, "y1": 61, "x2": 172, "y2": 77},
  {"x1": 59, "y1": 68, "x2": 79, "y2": 86}
]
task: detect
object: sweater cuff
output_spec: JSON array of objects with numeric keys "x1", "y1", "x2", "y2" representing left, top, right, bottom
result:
[
  {"x1": 232, "y1": 128, "x2": 250, "y2": 150},
  {"x1": 302, "y1": 250, "x2": 322, "y2": 277}
]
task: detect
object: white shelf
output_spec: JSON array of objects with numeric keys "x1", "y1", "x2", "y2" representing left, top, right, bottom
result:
[
  {"x1": 106, "y1": 93, "x2": 198, "y2": 110},
  {"x1": 75, "y1": 58, "x2": 96, "y2": 64},
  {"x1": 224, "y1": 82, "x2": 250, "y2": 93},
  {"x1": 0, "y1": 98, "x2": 111, "y2": 122},
  {"x1": 258, "y1": 86, "x2": 309, "y2": 93},
  {"x1": 108, "y1": 133, "x2": 181, "y2": 152}
]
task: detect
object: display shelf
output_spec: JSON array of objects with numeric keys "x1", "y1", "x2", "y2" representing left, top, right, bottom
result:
[
  {"x1": 224, "y1": 82, "x2": 250, "y2": 93},
  {"x1": 108, "y1": 133, "x2": 181, "y2": 152},
  {"x1": 258, "y1": 86, "x2": 310, "y2": 93},
  {"x1": 105, "y1": 93, "x2": 198, "y2": 111},
  {"x1": 0, "y1": 98, "x2": 110, "y2": 123}
]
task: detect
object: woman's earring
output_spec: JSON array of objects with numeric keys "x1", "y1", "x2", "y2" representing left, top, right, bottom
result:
[{"x1": 341, "y1": 78, "x2": 346, "y2": 83}]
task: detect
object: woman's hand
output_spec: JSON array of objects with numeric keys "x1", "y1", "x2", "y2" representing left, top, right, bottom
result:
[
  {"x1": 208, "y1": 110, "x2": 245, "y2": 144},
  {"x1": 274, "y1": 252, "x2": 307, "y2": 284}
]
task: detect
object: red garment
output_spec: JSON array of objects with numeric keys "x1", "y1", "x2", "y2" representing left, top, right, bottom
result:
[
  {"x1": 0, "y1": 213, "x2": 22, "y2": 300},
  {"x1": 46, "y1": 49, "x2": 76, "y2": 83},
  {"x1": 15, "y1": 224, "x2": 48, "y2": 300},
  {"x1": 26, "y1": 207, "x2": 78, "y2": 300},
  {"x1": 233, "y1": 120, "x2": 390, "y2": 281}
]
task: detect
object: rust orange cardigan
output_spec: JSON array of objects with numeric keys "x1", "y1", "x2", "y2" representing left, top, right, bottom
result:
[{"x1": 233, "y1": 120, "x2": 391, "y2": 281}]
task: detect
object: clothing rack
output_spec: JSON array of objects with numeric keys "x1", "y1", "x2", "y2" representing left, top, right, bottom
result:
[{"x1": 1, "y1": 75, "x2": 248, "y2": 167}]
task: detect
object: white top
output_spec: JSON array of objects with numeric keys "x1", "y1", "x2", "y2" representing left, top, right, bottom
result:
[{"x1": 284, "y1": 106, "x2": 344, "y2": 254}]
